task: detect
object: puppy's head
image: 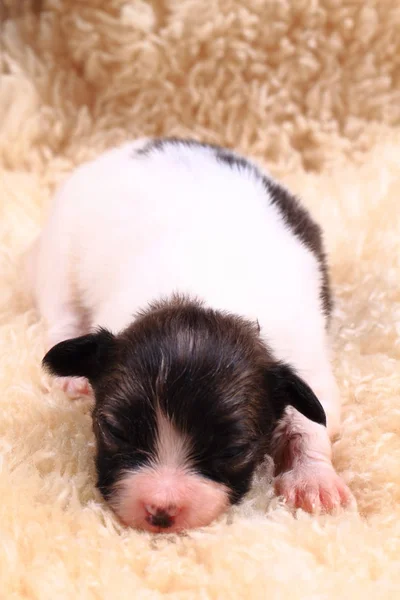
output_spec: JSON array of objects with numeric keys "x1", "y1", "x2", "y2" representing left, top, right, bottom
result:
[{"x1": 43, "y1": 297, "x2": 326, "y2": 532}]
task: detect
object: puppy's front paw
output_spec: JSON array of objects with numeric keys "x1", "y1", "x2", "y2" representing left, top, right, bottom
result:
[
  {"x1": 54, "y1": 376, "x2": 92, "y2": 399},
  {"x1": 275, "y1": 462, "x2": 354, "y2": 513}
]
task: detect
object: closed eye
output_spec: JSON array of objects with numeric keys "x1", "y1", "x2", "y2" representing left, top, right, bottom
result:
[
  {"x1": 98, "y1": 417, "x2": 131, "y2": 445},
  {"x1": 217, "y1": 444, "x2": 251, "y2": 461}
]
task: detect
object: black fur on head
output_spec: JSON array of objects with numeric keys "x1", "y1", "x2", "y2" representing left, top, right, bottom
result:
[{"x1": 43, "y1": 295, "x2": 326, "y2": 506}]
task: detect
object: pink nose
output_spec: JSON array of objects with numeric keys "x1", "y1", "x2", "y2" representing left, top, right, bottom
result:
[{"x1": 144, "y1": 504, "x2": 180, "y2": 529}]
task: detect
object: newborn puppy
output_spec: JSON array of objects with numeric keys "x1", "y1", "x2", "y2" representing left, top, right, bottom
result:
[{"x1": 28, "y1": 138, "x2": 353, "y2": 532}]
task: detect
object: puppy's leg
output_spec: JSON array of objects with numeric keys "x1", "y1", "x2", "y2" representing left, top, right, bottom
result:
[
  {"x1": 271, "y1": 370, "x2": 354, "y2": 513},
  {"x1": 44, "y1": 307, "x2": 92, "y2": 399},
  {"x1": 45, "y1": 313, "x2": 93, "y2": 399},
  {"x1": 29, "y1": 237, "x2": 92, "y2": 399}
]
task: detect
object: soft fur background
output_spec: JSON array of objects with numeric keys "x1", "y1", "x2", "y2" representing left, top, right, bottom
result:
[{"x1": 1, "y1": 1, "x2": 400, "y2": 598}]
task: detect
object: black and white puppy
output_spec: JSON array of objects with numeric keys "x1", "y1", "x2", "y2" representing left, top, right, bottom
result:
[{"x1": 28, "y1": 138, "x2": 353, "y2": 532}]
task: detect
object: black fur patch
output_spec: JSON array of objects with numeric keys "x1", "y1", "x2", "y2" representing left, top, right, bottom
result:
[{"x1": 135, "y1": 137, "x2": 218, "y2": 156}]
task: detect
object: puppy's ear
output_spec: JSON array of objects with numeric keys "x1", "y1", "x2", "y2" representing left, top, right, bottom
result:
[
  {"x1": 42, "y1": 328, "x2": 116, "y2": 382},
  {"x1": 267, "y1": 363, "x2": 326, "y2": 426}
]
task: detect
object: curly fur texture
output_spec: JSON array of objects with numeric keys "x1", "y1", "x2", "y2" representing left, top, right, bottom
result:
[{"x1": 1, "y1": 1, "x2": 400, "y2": 598}]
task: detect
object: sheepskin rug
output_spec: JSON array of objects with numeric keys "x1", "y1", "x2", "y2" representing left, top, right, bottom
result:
[{"x1": 1, "y1": 1, "x2": 400, "y2": 598}]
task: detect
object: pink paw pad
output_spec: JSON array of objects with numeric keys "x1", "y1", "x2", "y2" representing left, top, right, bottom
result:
[
  {"x1": 275, "y1": 463, "x2": 354, "y2": 513},
  {"x1": 54, "y1": 377, "x2": 92, "y2": 399}
]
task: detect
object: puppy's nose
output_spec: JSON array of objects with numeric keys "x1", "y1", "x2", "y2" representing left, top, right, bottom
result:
[{"x1": 144, "y1": 504, "x2": 179, "y2": 529}]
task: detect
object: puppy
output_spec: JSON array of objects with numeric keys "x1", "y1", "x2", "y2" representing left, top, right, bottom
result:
[{"x1": 28, "y1": 138, "x2": 353, "y2": 532}]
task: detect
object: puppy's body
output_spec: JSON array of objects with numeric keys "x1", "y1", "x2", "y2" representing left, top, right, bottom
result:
[
  {"x1": 35, "y1": 139, "x2": 334, "y2": 404},
  {"x1": 30, "y1": 139, "x2": 352, "y2": 531}
]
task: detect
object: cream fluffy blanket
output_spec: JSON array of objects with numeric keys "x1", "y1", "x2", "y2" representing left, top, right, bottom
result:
[{"x1": 1, "y1": 1, "x2": 400, "y2": 598}]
